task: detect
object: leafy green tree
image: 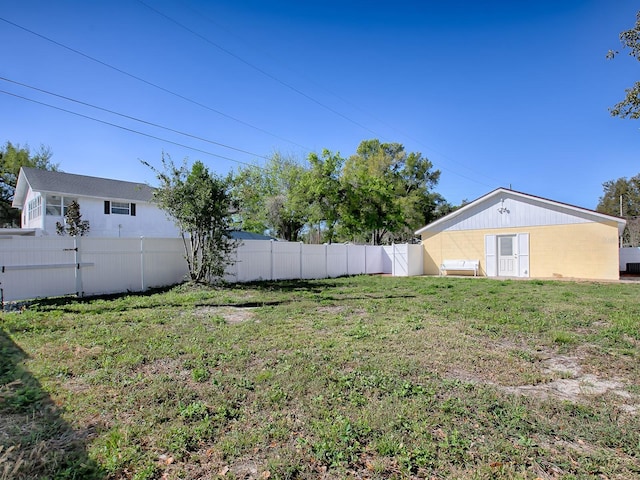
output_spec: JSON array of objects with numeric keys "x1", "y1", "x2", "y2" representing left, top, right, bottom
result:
[
  {"x1": 597, "y1": 174, "x2": 640, "y2": 246},
  {"x1": 607, "y1": 11, "x2": 640, "y2": 119},
  {"x1": 597, "y1": 175, "x2": 640, "y2": 217},
  {"x1": 0, "y1": 141, "x2": 58, "y2": 226},
  {"x1": 303, "y1": 149, "x2": 345, "y2": 243},
  {"x1": 145, "y1": 155, "x2": 237, "y2": 284},
  {"x1": 55, "y1": 200, "x2": 90, "y2": 236},
  {"x1": 339, "y1": 140, "x2": 440, "y2": 244},
  {"x1": 234, "y1": 153, "x2": 309, "y2": 241}
]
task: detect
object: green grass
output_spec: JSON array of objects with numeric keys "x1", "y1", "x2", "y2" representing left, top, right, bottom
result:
[{"x1": 2, "y1": 275, "x2": 640, "y2": 479}]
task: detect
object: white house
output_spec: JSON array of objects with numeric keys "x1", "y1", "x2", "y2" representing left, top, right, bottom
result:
[{"x1": 12, "y1": 167, "x2": 180, "y2": 237}]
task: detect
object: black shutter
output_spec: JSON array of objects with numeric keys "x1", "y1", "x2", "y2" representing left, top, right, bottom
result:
[
  {"x1": 104, "y1": 201, "x2": 110, "y2": 214},
  {"x1": 131, "y1": 203, "x2": 136, "y2": 216}
]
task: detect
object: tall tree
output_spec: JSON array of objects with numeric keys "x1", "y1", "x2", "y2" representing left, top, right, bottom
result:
[
  {"x1": 339, "y1": 140, "x2": 440, "y2": 244},
  {"x1": 607, "y1": 11, "x2": 640, "y2": 119},
  {"x1": 0, "y1": 141, "x2": 58, "y2": 226},
  {"x1": 303, "y1": 149, "x2": 344, "y2": 243},
  {"x1": 55, "y1": 200, "x2": 90, "y2": 236},
  {"x1": 145, "y1": 155, "x2": 237, "y2": 284},
  {"x1": 234, "y1": 153, "x2": 309, "y2": 241},
  {"x1": 597, "y1": 174, "x2": 640, "y2": 246}
]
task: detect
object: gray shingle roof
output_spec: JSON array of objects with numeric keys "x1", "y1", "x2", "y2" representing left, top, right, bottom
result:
[{"x1": 20, "y1": 167, "x2": 154, "y2": 202}]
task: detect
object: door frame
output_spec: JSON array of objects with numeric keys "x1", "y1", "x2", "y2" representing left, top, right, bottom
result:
[{"x1": 484, "y1": 233, "x2": 530, "y2": 278}]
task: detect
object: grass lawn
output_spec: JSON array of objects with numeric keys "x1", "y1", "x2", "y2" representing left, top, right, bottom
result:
[{"x1": 1, "y1": 275, "x2": 640, "y2": 479}]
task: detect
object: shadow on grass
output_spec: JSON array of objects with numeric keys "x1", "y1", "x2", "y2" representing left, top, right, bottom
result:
[
  {"x1": 10, "y1": 276, "x2": 417, "y2": 315},
  {"x1": 234, "y1": 277, "x2": 418, "y2": 299},
  {"x1": 0, "y1": 328, "x2": 105, "y2": 479}
]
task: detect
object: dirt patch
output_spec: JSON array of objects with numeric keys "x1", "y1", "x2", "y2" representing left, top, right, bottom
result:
[
  {"x1": 192, "y1": 306, "x2": 256, "y2": 324},
  {"x1": 450, "y1": 347, "x2": 639, "y2": 414},
  {"x1": 504, "y1": 353, "x2": 639, "y2": 413}
]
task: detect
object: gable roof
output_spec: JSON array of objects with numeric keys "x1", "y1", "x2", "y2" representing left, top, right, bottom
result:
[
  {"x1": 415, "y1": 188, "x2": 626, "y2": 235},
  {"x1": 13, "y1": 167, "x2": 154, "y2": 208}
]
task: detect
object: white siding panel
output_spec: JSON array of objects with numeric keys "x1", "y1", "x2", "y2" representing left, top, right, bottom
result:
[
  {"x1": 326, "y1": 244, "x2": 348, "y2": 277},
  {"x1": 347, "y1": 244, "x2": 366, "y2": 275},
  {"x1": 517, "y1": 233, "x2": 530, "y2": 278},
  {"x1": 0, "y1": 236, "x2": 77, "y2": 300},
  {"x1": 233, "y1": 240, "x2": 273, "y2": 281},
  {"x1": 301, "y1": 244, "x2": 327, "y2": 279},
  {"x1": 436, "y1": 194, "x2": 592, "y2": 232},
  {"x1": 366, "y1": 245, "x2": 384, "y2": 274},
  {"x1": 408, "y1": 244, "x2": 424, "y2": 276},
  {"x1": 142, "y1": 238, "x2": 189, "y2": 287},
  {"x1": 81, "y1": 238, "x2": 142, "y2": 295},
  {"x1": 485, "y1": 235, "x2": 497, "y2": 277},
  {"x1": 382, "y1": 246, "x2": 394, "y2": 273},
  {"x1": 272, "y1": 242, "x2": 301, "y2": 280}
]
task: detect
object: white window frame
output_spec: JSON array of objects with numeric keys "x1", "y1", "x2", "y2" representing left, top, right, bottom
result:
[
  {"x1": 28, "y1": 195, "x2": 42, "y2": 221},
  {"x1": 111, "y1": 201, "x2": 131, "y2": 215}
]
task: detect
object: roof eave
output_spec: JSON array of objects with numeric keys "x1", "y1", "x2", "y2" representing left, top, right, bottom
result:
[
  {"x1": 11, "y1": 168, "x2": 29, "y2": 209},
  {"x1": 415, "y1": 187, "x2": 627, "y2": 235}
]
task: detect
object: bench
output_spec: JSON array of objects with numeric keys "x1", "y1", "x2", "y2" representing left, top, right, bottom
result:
[{"x1": 439, "y1": 259, "x2": 479, "y2": 276}]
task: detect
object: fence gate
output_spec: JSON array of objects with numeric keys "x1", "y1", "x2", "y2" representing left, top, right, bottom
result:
[{"x1": 0, "y1": 236, "x2": 89, "y2": 303}]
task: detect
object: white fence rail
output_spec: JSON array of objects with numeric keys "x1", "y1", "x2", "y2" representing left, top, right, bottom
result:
[{"x1": 0, "y1": 237, "x2": 424, "y2": 302}]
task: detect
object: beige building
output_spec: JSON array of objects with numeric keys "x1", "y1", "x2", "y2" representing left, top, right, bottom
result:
[{"x1": 415, "y1": 188, "x2": 626, "y2": 281}]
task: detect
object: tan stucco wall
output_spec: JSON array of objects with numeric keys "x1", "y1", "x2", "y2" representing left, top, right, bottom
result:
[{"x1": 421, "y1": 221, "x2": 621, "y2": 280}]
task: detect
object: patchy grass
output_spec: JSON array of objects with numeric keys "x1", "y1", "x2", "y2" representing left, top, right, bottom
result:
[{"x1": 2, "y1": 275, "x2": 640, "y2": 479}]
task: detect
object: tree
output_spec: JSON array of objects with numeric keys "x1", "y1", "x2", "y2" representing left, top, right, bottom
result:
[
  {"x1": 145, "y1": 155, "x2": 237, "y2": 284},
  {"x1": 233, "y1": 153, "x2": 309, "y2": 241},
  {"x1": 0, "y1": 141, "x2": 58, "y2": 226},
  {"x1": 597, "y1": 174, "x2": 640, "y2": 246},
  {"x1": 55, "y1": 200, "x2": 90, "y2": 236},
  {"x1": 302, "y1": 149, "x2": 345, "y2": 243},
  {"x1": 607, "y1": 11, "x2": 640, "y2": 119},
  {"x1": 339, "y1": 140, "x2": 440, "y2": 244}
]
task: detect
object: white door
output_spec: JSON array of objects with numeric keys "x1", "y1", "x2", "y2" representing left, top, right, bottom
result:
[{"x1": 498, "y1": 235, "x2": 517, "y2": 276}]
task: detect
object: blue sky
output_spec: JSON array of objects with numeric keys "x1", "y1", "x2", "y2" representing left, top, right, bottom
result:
[{"x1": 1, "y1": 0, "x2": 638, "y2": 211}]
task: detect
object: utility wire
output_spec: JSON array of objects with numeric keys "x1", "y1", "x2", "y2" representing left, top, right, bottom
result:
[
  {"x1": 0, "y1": 89, "x2": 259, "y2": 169},
  {"x1": 137, "y1": 0, "x2": 383, "y2": 138},
  {"x1": 141, "y1": 1, "x2": 499, "y2": 187},
  {"x1": 0, "y1": 16, "x2": 310, "y2": 152},
  {"x1": 0, "y1": 76, "x2": 272, "y2": 162}
]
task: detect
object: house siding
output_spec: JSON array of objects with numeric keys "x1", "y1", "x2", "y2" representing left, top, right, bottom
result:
[
  {"x1": 24, "y1": 189, "x2": 179, "y2": 238},
  {"x1": 421, "y1": 221, "x2": 620, "y2": 280},
  {"x1": 431, "y1": 193, "x2": 594, "y2": 232}
]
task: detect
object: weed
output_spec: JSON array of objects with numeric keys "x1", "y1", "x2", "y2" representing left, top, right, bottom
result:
[{"x1": 4, "y1": 276, "x2": 640, "y2": 478}]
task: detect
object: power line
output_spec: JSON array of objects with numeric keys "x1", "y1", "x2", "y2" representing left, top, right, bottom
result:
[
  {"x1": 0, "y1": 16, "x2": 311, "y2": 152},
  {"x1": 0, "y1": 13, "x2": 498, "y2": 189},
  {"x1": 0, "y1": 76, "x2": 272, "y2": 162},
  {"x1": 137, "y1": 0, "x2": 383, "y2": 138},
  {"x1": 0, "y1": 89, "x2": 260, "y2": 169},
  {"x1": 141, "y1": 2, "x2": 500, "y2": 187}
]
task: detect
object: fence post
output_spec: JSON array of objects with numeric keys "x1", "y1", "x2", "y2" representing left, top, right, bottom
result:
[
  {"x1": 299, "y1": 242, "x2": 303, "y2": 279},
  {"x1": 346, "y1": 244, "x2": 349, "y2": 276},
  {"x1": 325, "y1": 244, "x2": 328, "y2": 279},
  {"x1": 74, "y1": 236, "x2": 83, "y2": 297},
  {"x1": 392, "y1": 243, "x2": 395, "y2": 277},
  {"x1": 140, "y1": 237, "x2": 145, "y2": 291},
  {"x1": 270, "y1": 240, "x2": 274, "y2": 281}
]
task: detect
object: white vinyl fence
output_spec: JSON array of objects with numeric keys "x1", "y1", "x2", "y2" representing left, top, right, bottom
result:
[
  {"x1": 620, "y1": 247, "x2": 640, "y2": 273},
  {"x1": 0, "y1": 237, "x2": 424, "y2": 302}
]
